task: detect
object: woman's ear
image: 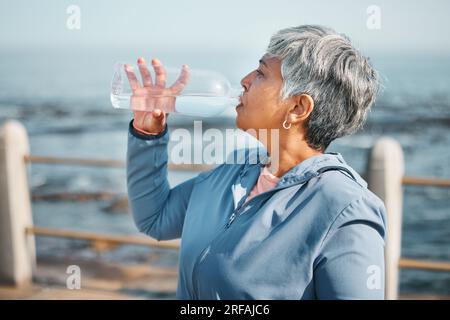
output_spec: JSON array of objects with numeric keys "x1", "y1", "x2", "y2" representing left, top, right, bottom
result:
[{"x1": 287, "y1": 94, "x2": 315, "y2": 125}]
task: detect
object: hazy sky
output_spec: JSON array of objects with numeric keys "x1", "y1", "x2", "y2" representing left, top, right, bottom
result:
[{"x1": 1, "y1": 0, "x2": 450, "y2": 55}]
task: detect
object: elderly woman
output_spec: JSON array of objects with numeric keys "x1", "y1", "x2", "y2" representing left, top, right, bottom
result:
[{"x1": 126, "y1": 25, "x2": 386, "y2": 300}]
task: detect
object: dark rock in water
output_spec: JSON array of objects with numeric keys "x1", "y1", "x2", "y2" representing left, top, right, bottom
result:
[{"x1": 102, "y1": 197, "x2": 129, "y2": 214}]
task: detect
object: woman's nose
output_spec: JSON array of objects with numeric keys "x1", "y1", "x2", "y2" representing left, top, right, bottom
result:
[{"x1": 240, "y1": 74, "x2": 251, "y2": 92}]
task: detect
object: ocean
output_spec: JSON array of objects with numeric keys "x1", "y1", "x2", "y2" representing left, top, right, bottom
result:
[{"x1": 0, "y1": 47, "x2": 449, "y2": 296}]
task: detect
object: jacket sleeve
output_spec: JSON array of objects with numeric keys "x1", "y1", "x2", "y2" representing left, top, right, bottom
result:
[
  {"x1": 126, "y1": 120, "x2": 195, "y2": 241},
  {"x1": 313, "y1": 196, "x2": 386, "y2": 300}
]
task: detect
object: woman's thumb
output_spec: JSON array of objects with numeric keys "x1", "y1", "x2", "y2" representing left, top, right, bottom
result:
[
  {"x1": 153, "y1": 109, "x2": 162, "y2": 118},
  {"x1": 151, "y1": 108, "x2": 166, "y2": 129}
]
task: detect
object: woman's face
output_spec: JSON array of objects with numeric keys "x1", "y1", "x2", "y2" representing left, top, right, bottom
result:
[{"x1": 236, "y1": 54, "x2": 289, "y2": 133}]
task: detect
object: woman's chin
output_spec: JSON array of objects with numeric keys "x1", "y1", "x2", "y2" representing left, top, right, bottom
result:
[
  {"x1": 235, "y1": 117, "x2": 242, "y2": 130},
  {"x1": 235, "y1": 115, "x2": 245, "y2": 131}
]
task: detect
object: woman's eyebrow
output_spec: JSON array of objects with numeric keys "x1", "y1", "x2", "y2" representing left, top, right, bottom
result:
[{"x1": 258, "y1": 59, "x2": 268, "y2": 68}]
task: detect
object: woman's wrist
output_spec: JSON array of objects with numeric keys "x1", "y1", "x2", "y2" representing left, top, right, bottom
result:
[{"x1": 132, "y1": 121, "x2": 163, "y2": 135}]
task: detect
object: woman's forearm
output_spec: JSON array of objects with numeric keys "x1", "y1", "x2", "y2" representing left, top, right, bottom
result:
[{"x1": 126, "y1": 120, "x2": 194, "y2": 240}]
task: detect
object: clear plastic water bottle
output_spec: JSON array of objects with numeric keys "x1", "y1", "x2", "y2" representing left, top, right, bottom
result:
[{"x1": 110, "y1": 62, "x2": 242, "y2": 117}]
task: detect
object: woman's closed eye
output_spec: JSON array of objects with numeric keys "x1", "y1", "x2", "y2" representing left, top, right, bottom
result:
[{"x1": 256, "y1": 69, "x2": 264, "y2": 77}]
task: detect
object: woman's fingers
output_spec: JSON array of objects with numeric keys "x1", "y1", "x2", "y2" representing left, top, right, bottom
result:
[
  {"x1": 124, "y1": 64, "x2": 141, "y2": 91},
  {"x1": 152, "y1": 58, "x2": 167, "y2": 88},
  {"x1": 137, "y1": 57, "x2": 153, "y2": 87},
  {"x1": 170, "y1": 64, "x2": 190, "y2": 94}
]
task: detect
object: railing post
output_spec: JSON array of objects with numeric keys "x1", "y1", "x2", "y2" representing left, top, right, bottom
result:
[
  {"x1": 367, "y1": 137, "x2": 404, "y2": 300},
  {"x1": 0, "y1": 120, "x2": 36, "y2": 286}
]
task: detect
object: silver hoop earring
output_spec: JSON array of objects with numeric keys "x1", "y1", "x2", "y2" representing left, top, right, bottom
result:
[{"x1": 282, "y1": 120, "x2": 291, "y2": 130}]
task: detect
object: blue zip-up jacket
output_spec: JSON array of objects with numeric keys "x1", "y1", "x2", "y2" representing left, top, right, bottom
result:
[{"x1": 126, "y1": 121, "x2": 387, "y2": 300}]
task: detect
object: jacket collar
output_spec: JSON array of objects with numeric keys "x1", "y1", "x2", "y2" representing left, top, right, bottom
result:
[
  {"x1": 276, "y1": 152, "x2": 367, "y2": 188},
  {"x1": 231, "y1": 148, "x2": 367, "y2": 210}
]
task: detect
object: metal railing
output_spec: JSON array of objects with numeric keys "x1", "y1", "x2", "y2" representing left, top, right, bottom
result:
[{"x1": 25, "y1": 226, "x2": 180, "y2": 251}]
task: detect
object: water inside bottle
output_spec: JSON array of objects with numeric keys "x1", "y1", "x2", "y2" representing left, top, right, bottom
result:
[
  {"x1": 175, "y1": 95, "x2": 239, "y2": 116},
  {"x1": 110, "y1": 92, "x2": 239, "y2": 117}
]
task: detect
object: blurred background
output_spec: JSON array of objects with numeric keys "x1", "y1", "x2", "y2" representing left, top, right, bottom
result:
[{"x1": 0, "y1": 0, "x2": 449, "y2": 299}]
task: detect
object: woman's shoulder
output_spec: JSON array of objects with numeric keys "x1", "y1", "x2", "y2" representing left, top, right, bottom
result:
[
  {"x1": 309, "y1": 169, "x2": 387, "y2": 239},
  {"x1": 282, "y1": 164, "x2": 386, "y2": 237}
]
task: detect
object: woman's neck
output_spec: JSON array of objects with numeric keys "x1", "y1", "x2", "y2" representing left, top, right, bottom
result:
[{"x1": 266, "y1": 139, "x2": 323, "y2": 178}]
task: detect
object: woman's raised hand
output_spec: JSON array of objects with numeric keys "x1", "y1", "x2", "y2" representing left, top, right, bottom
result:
[{"x1": 125, "y1": 57, "x2": 189, "y2": 134}]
